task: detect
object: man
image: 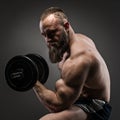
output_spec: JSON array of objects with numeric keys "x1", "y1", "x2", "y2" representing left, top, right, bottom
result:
[{"x1": 33, "y1": 7, "x2": 112, "y2": 120}]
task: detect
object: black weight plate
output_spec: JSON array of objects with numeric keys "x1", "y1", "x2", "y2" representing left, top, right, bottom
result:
[
  {"x1": 5, "y1": 55, "x2": 38, "y2": 91},
  {"x1": 26, "y1": 54, "x2": 49, "y2": 84}
]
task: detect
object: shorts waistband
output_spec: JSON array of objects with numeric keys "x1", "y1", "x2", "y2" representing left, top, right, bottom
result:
[{"x1": 74, "y1": 98, "x2": 110, "y2": 113}]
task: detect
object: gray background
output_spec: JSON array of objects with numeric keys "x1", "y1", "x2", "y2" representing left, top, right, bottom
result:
[{"x1": 0, "y1": 0, "x2": 119, "y2": 119}]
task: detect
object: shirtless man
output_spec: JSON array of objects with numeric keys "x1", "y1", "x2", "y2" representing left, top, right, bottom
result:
[{"x1": 33, "y1": 7, "x2": 112, "y2": 120}]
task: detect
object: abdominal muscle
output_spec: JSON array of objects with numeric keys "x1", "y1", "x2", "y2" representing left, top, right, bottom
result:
[{"x1": 78, "y1": 84, "x2": 110, "y2": 102}]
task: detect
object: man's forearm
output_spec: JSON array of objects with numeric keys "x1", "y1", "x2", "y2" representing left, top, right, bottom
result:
[{"x1": 33, "y1": 81, "x2": 67, "y2": 112}]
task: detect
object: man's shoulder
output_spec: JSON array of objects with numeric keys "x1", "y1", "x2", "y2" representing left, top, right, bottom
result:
[
  {"x1": 75, "y1": 33, "x2": 96, "y2": 47},
  {"x1": 69, "y1": 46, "x2": 100, "y2": 72},
  {"x1": 75, "y1": 33, "x2": 90, "y2": 40},
  {"x1": 64, "y1": 51, "x2": 92, "y2": 72},
  {"x1": 70, "y1": 33, "x2": 98, "y2": 62}
]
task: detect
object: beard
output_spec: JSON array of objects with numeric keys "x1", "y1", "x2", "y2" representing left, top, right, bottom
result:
[{"x1": 49, "y1": 31, "x2": 69, "y2": 63}]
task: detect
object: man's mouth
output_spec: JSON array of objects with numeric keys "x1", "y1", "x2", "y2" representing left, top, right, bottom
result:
[{"x1": 48, "y1": 42, "x2": 58, "y2": 47}]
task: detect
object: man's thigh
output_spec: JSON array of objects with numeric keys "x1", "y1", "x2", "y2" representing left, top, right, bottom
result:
[{"x1": 39, "y1": 105, "x2": 88, "y2": 120}]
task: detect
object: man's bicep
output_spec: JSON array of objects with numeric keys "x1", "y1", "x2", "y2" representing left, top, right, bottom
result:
[
  {"x1": 61, "y1": 56, "x2": 91, "y2": 96},
  {"x1": 55, "y1": 79, "x2": 80, "y2": 105},
  {"x1": 55, "y1": 56, "x2": 91, "y2": 106},
  {"x1": 65, "y1": 56, "x2": 90, "y2": 81}
]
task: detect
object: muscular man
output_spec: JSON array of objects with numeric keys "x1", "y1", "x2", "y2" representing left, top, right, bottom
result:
[{"x1": 33, "y1": 7, "x2": 112, "y2": 120}]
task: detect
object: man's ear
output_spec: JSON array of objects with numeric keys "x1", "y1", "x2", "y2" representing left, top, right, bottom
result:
[{"x1": 64, "y1": 22, "x2": 69, "y2": 30}]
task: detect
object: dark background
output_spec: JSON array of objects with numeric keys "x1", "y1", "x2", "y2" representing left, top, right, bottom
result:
[{"x1": 0, "y1": 0, "x2": 119, "y2": 119}]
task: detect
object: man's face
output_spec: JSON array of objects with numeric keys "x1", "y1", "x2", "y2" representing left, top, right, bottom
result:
[{"x1": 40, "y1": 15, "x2": 69, "y2": 63}]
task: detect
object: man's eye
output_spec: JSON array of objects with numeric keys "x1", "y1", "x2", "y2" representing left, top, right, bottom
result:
[{"x1": 47, "y1": 30, "x2": 56, "y2": 38}]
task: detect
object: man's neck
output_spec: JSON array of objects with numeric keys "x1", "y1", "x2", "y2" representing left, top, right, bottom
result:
[{"x1": 68, "y1": 25, "x2": 76, "y2": 48}]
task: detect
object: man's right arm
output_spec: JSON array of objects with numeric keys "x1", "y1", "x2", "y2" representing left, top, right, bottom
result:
[{"x1": 33, "y1": 54, "x2": 91, "y2": 112}]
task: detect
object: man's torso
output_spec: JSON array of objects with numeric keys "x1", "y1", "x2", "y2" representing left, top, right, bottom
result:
[{"x1": 58, "y1": 33, "x2": 110, "y2": 102}]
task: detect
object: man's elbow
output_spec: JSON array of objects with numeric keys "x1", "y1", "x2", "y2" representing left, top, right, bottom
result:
[{"x1": 46, "y1": 104, "x2": 69, "y2": 113}]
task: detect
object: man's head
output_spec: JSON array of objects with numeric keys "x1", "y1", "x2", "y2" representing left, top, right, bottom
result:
[
  {"x1": 39, "y1": 7, "x2": 70, "y2": 63},
  {"x1": 40, "y1": 7, "x2": 68, "y2": 23}
]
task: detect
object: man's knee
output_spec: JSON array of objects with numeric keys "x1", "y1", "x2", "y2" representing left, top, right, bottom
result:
[{"x1": 38, "y1": 105, "x2": 88, "y2": 120}]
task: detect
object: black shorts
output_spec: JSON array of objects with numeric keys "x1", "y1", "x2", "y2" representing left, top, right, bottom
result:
[{"x1": 74, "y1": 98, "x2": 112, "y2": 120}]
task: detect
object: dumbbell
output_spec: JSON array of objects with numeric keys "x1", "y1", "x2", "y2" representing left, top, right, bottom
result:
[{"x1": 5, "y1": 53, "x2": 49, "y2": 92}]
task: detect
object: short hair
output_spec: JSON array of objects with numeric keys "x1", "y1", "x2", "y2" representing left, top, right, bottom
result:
[{"x1": 40, "y1": 7, "x2": 68, "y2": 23}]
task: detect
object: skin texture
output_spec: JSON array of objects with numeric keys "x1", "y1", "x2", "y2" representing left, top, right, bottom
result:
[{"x1": 33, "y1": 12, "x2": 111, "y2": 120}]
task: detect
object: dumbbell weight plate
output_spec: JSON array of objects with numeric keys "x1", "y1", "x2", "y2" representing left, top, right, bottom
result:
[
  {"x1": 26, "y1": 54, "x2": 49, "y2": 84},
  {"x1": 5, "y1": 55, "x2": 38, "y2": 91}
]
